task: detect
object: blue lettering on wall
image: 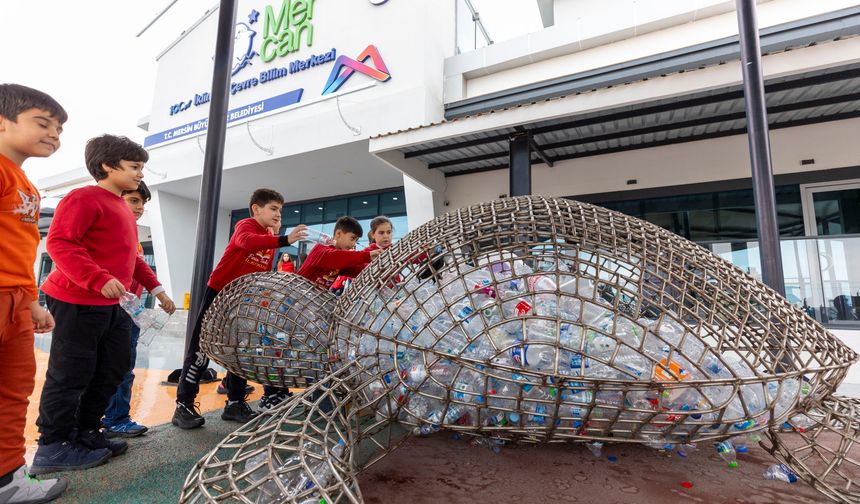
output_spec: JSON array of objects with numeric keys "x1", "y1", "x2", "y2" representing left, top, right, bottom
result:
[
  {"x1": 166, "y1": 48, "x2": 336, "y2": 116},
  {"x1": 145, "y1": 88, "x2": 304, "y2": 147}
]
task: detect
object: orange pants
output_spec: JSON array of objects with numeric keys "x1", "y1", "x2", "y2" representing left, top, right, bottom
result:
[{"x1": 0, "y1": 289, "x2": 36, "y2": 476}]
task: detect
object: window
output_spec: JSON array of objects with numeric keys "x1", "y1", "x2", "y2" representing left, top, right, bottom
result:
[
  {"x1": 379, "y1": 189, "x2": 406, "y2": 215},
  {"x1": 595, "y1": 185, "x2": 804, "y2": 242},
  {"x1": 324, "y1": 199, "x2": 348, "y2": 222},
  {"x1": 37, "y1": 254, "x2": 53, "y2": 307},
  {"x1": 349, "y1": 194, "x2": 379, "y2": 219},
  {"x1": 812, "y1": 188, "x2": 860, "y2": 236},
  {"x1": 140, "y1": 242, "x2": 157, "y2": 309}
]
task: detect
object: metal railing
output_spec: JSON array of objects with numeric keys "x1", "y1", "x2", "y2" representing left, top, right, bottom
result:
[{"x1": 455, "y1": 0, "x2": 493, "y2": 54}]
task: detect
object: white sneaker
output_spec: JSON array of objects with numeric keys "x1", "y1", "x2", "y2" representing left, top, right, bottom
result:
[{"x1": 0, "y1": 465, "x2": 67, "y2": 504}]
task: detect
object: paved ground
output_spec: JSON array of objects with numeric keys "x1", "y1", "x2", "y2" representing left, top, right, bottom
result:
[
  {"x1": 35, "y1": 311, "x2": 842, "y2": 503},
  {"x1": 50, "y1": 408, "x2": 827, "y2": 504}
]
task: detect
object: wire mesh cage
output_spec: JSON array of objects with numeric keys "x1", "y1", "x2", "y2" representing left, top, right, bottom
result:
[
  {"x1": 332, "y1": 196, "x2": 855, "y2": 445},
  {"x1": 200, "y1": 272, "x2": 337, "y2": 389},
  {"x1": 186, "y1": 196, "x2": 858, "y2": 503},
  {"x1": 179, "y1": 367, "x2": 365, "y2": 504},
  {"x1": 763, "y1": 395, "x2": 860, "y2": 503}
]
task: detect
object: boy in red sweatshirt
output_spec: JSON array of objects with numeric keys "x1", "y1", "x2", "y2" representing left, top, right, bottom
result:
[
  {"x1": 103, "y1": 181, "x2": 175, "y2": 438},
  {"x1": 172, "y1": 189, "x2": 307, "y2": 430},
  {"x1": 298, "y1": 216, "x2": 381, "y2": 288},
  {"x1": 32, "y1": 135, "x2": 168, "y2": 476},
  {"x1": 0, "y1": 83, "x2": 68, "y2": 502}
]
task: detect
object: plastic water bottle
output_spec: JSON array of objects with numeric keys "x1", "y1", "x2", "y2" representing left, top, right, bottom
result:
[
  {"x1": 119, "y1": 292, "x2": 169, "y2": 346},
  {"x1": 301, "y1": 228, "x2": 333, "y2": 245},
  {"x1": 586, "y1": 441, "x2": 603, "y2": 457},
  {"x1": 763, "y1": 464, "x2": 798, "y2": 483},
  {"x1": 715, "y1": 440, "x2": 738, "y2": 468}
]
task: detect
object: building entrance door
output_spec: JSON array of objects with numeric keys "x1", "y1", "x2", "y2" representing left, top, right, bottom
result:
[{"x1": 801, "y1": 180, "x2": 860, "y2": 324}]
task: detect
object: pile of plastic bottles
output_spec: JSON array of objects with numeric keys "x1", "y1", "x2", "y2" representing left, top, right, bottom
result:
[
  {"x1": 339, "y1": 250, "x2": 806, "y2": 445},
  {"x1": 229, "y1": 280, "x2": 332, "y2": 387},
  {"x1": 245, "y1": 439, "x2": 346, "y2": 504}
]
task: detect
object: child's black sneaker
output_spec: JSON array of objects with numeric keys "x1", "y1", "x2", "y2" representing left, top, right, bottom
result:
[
  {"x1": 29, "y1": 441, "x2": 111, "y2": 476},
  {"x1": 172, "y1": 402, "x2": 205, "y2": 430},
  {"x1": 216, "y1": 378, "x2": 255, "y2": 395},
  {"x1": 221, "y1": 400, "x2": 259, "y2": 423},
  {"x1": 75, "y1": 429, "x2": 128, "y2": 457},
  {"x1": 258, "y1": 389, "x2": 293, "y2": 412}
]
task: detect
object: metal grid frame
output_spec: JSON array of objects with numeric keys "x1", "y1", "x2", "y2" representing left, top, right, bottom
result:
[
  {"x1": 200, "y1": 272, "x2": 337, "y2": 389},
  {"x1": 764, "y1": 395, "x2": 860, "y2": 503},
  {"x1": 185, "y1": 196, "x2": 858, "y2": 503}
]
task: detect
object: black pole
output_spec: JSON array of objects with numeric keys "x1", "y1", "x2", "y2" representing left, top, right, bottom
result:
[
  {"x1": 736, "y1": 0, "x2": 785, "y2": 296},
  {"x1": 184, "y1": 0, "x2": 238, "y2": 350},
  {"x1": 509, "y1": 132, "x2": 532, "y2": 197}
]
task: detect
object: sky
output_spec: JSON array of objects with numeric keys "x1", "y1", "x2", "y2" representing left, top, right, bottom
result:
[{"x1": 3, "y1": 0, "x2": 543, "y2": 183}]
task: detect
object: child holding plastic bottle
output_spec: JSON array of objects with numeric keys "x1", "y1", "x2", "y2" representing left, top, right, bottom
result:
[
  {"x1": 330, "y1": 216, "x2": 394, "y2": 294},
  {"x1": 35, "y1": 135, "x2": 168, "y2": 474},
  {"x1": 103, "y1": 181, "x2": 175, "y2": 438},
  {"x1": 298, "y1": 216, "x2": 381, "y2": 289}
]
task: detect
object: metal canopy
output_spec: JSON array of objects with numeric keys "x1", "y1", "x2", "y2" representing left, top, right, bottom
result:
[{"x1": 402, "y1": 64, "x2": 860, "y2": 177}]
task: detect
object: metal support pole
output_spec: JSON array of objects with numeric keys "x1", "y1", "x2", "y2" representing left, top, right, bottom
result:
[
  {"x1": 185, "y1": 0, "x2": 237, "y2": 350},
  {"x1": 509, "y1": 132, "x2": 532, "y2": 197},
  {"x1": 736, "y1": 0, "x2": 785, "y2": 296}
]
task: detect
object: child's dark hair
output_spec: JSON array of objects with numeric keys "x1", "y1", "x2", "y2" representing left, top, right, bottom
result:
[
  {"x1": 249, "y1": 188, "x2": 284, "y2": 213},
  {"x1": 0, "y1": 84, "x2": 68, "y2": 124},
  {"x1": 122, "y1": 180, "x2": 152, "y2": 202},
  {"x1": 367, "y1": 215, "x2": 393, "y2": 243},
  {"x1": 335, "y1": 216, "x2": 362, "y2": 237},
  {"x1": 84, "y1": 135, "x2": 148, "y2": 181}
]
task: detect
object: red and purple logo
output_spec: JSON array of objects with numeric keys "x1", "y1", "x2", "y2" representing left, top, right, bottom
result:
[{"x1": 321, "y1": 44, "x2": 391, "y2": 95}]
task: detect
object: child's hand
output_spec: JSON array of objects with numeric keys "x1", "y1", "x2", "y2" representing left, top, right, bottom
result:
[
  {"x1": 156, "y1": 292, "x2": 177, "y2": 314},
  {"x1": 29, "y1": 301, "x2": 55, "y2": 334},
  {"x1": 101, "y1": 279, "x2": 126, "y2": 299},
  {"x1": 287, "y1": 224, "x2": 308, "y2": 244},
  {"x1": 369, "y1": 249, "x2": 382, "y2": 259}
]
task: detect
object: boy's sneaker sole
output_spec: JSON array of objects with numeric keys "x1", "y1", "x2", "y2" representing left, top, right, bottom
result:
[
  {"x1": 28, "y1": 450, "x2": 112, "y2": 476},
  {"x1": 104, "y1": 424, "x2": 148, "y2": 439},
  {"x1": 104, "y1": 429, "x2": 146, "y2": 439},
  {"x1": 171, "y1": 417, "x2": 205, "y2": 429}
]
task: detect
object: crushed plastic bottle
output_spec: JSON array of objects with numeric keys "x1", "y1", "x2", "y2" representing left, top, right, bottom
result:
[
  {"x1": 119, "y1": 292, "x2": 170, "y2": 346},
  {"x1": 763, "y1": 464, "x2": 798, "y2": 483},
  {"x1": 676, "y1": 443, "x2": 697, "y2": 458},
  {"x1": 586, "y1": 441, "x2": 604, "y2": 457},
  {"x1": 471, "y1": 437, "x2": 504, "y2": 453}
]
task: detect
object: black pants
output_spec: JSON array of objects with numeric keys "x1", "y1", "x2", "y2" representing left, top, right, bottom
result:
[
  {"x1": 37, "y1": 296, "x2": 132, "y2": 445},
  {"x1": 177, "y1": 287, "x2": 275, "y2": 404}
]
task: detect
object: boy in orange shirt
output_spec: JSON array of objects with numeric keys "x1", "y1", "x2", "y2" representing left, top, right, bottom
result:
[{"x1": 0, "y1": 84, "x2": 68, "y2": 502}]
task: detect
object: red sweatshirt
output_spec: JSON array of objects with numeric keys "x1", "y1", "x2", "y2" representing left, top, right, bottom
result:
[
  {"x1": 42, "y1": 186, "x2": 161, "y2": 305},
  {"x1": 129, "y1": 242, "x2": 146, "y2": 297},
  {"x1": 207, "y1": 218, "x2": 282, "y2": 291},
  {"x1": 329, "y1": 243, "x2": 384, "y2": 289},
  {"x1": 298, "y1": 244, "x2": 372, "y2": 289}
]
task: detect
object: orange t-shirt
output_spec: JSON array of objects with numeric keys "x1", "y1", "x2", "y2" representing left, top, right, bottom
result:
[{"x1": 0, "y1": 154, "x2": 41, "y2": 300}]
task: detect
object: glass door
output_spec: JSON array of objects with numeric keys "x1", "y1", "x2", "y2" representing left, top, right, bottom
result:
[{"x1": 802, "y1": 180, "x2": 860, "y2": 324}]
